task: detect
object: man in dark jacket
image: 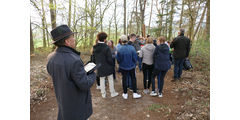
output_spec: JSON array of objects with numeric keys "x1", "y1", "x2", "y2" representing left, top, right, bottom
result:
[
  {"x1": 93, "y1": 32, "x2": 119, "y2": 98},
  {"x1": 170, "y1": 28, "x2": 191, "y2": 82},
  {"x1": 47, "y1": 25, "x2": 96, "y2": 120}
]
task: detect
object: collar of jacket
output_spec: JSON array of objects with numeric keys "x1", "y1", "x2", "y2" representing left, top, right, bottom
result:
[
  {"x1": 57, "y1": 45, "x2": 81, "y2": 55},
  {"x1": 98, "y1": 41, "x2": 105, "y2": 44}
]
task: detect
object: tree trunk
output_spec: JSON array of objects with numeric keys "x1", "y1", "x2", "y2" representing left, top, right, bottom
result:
[
  {"x1": 100, "y1": 1, "x2": 103, "y2": 31},
  {"x1": 49, "y1": 0, "x2": 56, "y2": 29},
  {"x1": 165, "y1": 0, "x2": 169, "y2": 38},
  {"x1": 148, "y1": 0, "x2": 153, "y2": 34},
  {"x1": 114, "y1": 0, "x2": 118, "y2": 42},
  {"x1": 30, "y1": 22, "x2": 34, "y2": 54},
  {"x1": 179, "y1": 0, "x2": 184, "y2": 28},
  {"x1": 205, "y1": 0, "x2": 210, "y2": 41},
  {"x1": 193, "y1": 2, "x2": 207, "y2": 40},
  {"x1": 139, "y1": 0, "x2": 147, "y2": 37},
  {"x1": 168, "y1": 0, "x2": 175, "y2": 41},
  {"x1": 41, "y1": 0, "x2": 46, "y2": 47},
  {"x1": 68, "y1": 0, "x2": 72, "y2": 27},
  {"x1": 84, "y1": 0, "x2": 88, "y2": 50},
  {"x1": 135, "y1": 0, "x2": 139, "y2": 34},
  {"x1": 124, "y1": 0, "x2": 126, "y2": 34}
]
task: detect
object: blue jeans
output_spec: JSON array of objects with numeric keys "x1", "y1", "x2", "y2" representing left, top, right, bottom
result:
[
  {"x1": 152, "y1": 70, "x2": 167, "y2": 92},
  {"x1": 138, "y1": 56, "x2": 142, "y2": 71},
  {"x1": 157, "y1": 71, "x2": 167, "y2": 93},
  {"x1": 174, "y1": 58, "x2": 185, "y2": 79}
]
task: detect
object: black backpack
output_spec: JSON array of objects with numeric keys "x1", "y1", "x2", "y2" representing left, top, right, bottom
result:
[{"x1": 183, "y1": 58, "x2": 193, "y2": 70}]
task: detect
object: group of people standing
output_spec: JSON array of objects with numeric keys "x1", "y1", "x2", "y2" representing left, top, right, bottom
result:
[
  {"x1": 46, "y1": 24, "x2": 191, "y2": 120},
  {"x1": 91, "y1": 28, "x2": 191, "y2": 100}
]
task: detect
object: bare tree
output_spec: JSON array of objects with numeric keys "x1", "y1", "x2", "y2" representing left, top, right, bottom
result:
[
  {"x1": 139, "y1": 0, "x2": 147, "y2": 37},
  {"x1": 193, "y1": 1, "x2": 207, "y2": 39},
  {"x1": 168, "y1": 0, "x2": 175, "y2": 41},
  {"x1": 124, "y1": 0, "x2": 127, "y2": 34},
  {"x1": 205, "y1": 0, "x2": 210, "y2": 40},
  {"x1": 68, "y1": 0, "x2": 72, "y2": 27},
  {"x1": 148, "y1": 0, "x2": 153, "y2": 34},
  {"x1": 49, "y1": 0, "x2": 57, "y2": 29},
  {"x1": 30, "y1": 21, "x2": 34, "y2": 54},
  {"x1": 179, "y1": 0, "x2": 184, "y2": 28},
  {"x1": 156, "y1": 0, "x2": 166, "y2": 36}
]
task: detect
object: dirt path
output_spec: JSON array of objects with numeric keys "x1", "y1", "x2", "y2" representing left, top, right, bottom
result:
[{"x1": 30, "y1": 54, "x2": 210, "y2": 120}]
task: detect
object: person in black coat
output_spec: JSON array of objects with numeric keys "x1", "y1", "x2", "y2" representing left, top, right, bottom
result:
[
  {"x1": 150, "y1": 36, "x2": 171, "y2": 97},
  {"x1": 47, "y1": 25, "x2": 96, "y2": 120},
  {"x1": 170, "y1": 28, "x2": 191, "y2": 82},
  {"x1": 92, "y1": 32, "x2": 119, "y2": 98}
]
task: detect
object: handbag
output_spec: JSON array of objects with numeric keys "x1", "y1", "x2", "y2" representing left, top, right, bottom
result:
[{"x1": 183, "y1": 58, "x2": 193, "y2": 70}]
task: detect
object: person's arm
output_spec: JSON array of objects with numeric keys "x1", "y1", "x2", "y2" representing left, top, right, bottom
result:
[
  {"x1": 139, "y1": 48, "x2": 143, "y2": 58},
  {"x1": 153, "y1": 47, "x2": 158, "y2": 63},
  {"x1": 132, "y1": 47, "x2": 138, "y2": 64},
  {"x1": 170, "y1": 38, "x2": 176, "y2": 48},
  {"x1": 186, "y1": 38, "x2": 191, "y2": 58},
  {"x1": 116, "y1": 50, "x2": 121, "y2": 64},
  {"x1": 106, "y1": 47, "x2": 114, "y2": 66},
  {"x1": 71, "y1": 60, "x2": 96, "y2": 90}
]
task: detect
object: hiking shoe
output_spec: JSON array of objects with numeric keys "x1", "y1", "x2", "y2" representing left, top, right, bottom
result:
[
  {"x1": 150, "y1": 91, "x2": 157, "y2": 96},
  {"x1": 122, "y1": 93, "x2": 128, "y2": 99},
  {"x1": 133, "y1": 93, "x2": 142, "y2": 99},
  {"x1": 111, "y1": 92, "x2": 119, "y2": 98},
  {"x1": 158, "y1": 93, "x2": 163, "y2": 98}
]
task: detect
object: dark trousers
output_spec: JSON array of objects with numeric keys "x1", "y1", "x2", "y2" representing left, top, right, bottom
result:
[
  {"x1": 112, "y1": 58, "x2": 116, "y2": 79},
  {"x1": 138, "y1": 56, "x2": 142, "y2": 71},
  {"x1": 126, "y1": 73, "x2": 132, "y2": 89},
  {"x1": 96, "y1": 76, "x2": 100, "y2": 86},
  {"x1": 174, "y1": 58, "x2": 185, "y2": 79},
  {"x1": 152, "y1": 70, "x2": 167, "y2": 92},
  {"x1": 142, "y1": 63, "x2": 153, "y2": 89},
  {"x1": 120, "y1": 68, "x2": 137, "y2": 93}
]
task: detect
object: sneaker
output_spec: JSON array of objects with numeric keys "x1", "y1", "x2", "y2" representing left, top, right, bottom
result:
[
  {"x1": 96, "y1": 85, "x2": 101, "y2": 90},
  {"x1": 150, "y1": 91, "x2": 157, "y2": 96},
  {"x1": 158, "y1": 93, "x2": 163, "y2": 98},
  {"x1": 111, "y1": 92, "x2": 119, "y2": 98},
  {"x1": 133, "y1": 93, "x2": 142, "y2": 99},
  {"x1": 102, "y1": 93, "x2": 106, "y2": 98},
  {"x1": 143, "y1": 89, "x2": 149, "y2": 94},
  {"x1": 122, "y1": 93, "x2": 128, "y2": 99}
]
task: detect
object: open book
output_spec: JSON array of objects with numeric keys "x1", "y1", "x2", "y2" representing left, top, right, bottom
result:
[{"x1": 84, "y1": 62, "x2": 96, "y2": 73}]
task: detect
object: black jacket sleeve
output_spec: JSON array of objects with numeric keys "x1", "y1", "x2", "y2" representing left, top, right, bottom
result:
[
  {"x1": 71, "y1": 60, "x2": 96, "y2": 90},
  {"x1": 106, "y1": 47, "x2": 114, "y2": 66},
  {"x1": 186, "y1": 38, "x2": 191, "y2": 57}
]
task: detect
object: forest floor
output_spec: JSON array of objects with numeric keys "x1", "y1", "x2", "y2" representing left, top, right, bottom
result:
[{"x1": 30, "y1": 51, "x2": 210, "y2": 120}]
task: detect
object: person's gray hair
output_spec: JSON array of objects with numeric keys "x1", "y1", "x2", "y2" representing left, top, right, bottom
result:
[
  {"x1": 180, "y1": 28, "x2": 185, "y2": 34},
  {"x1": 120, "y1": 35, "x2": 128, "y2": 42}
]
